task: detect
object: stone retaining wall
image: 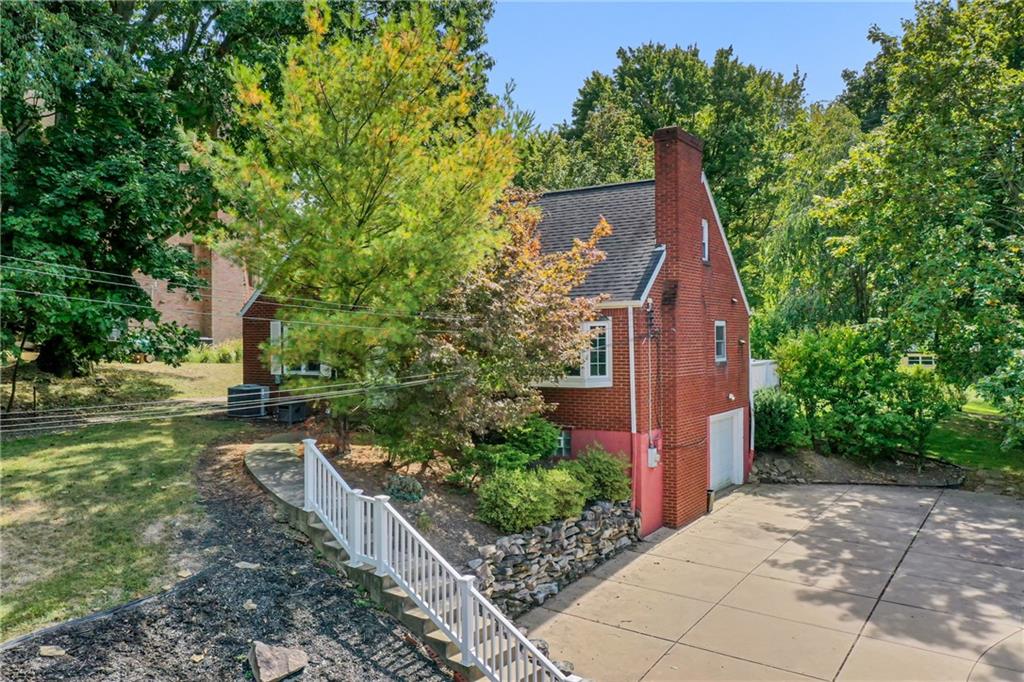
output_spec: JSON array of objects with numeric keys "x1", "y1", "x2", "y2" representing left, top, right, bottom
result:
[{"x1": 466, "y1": 501, "x2": 640, "y2": 618}]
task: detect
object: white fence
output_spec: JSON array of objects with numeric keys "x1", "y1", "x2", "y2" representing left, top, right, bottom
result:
[
  {"x1": 750, "y1": 359, "x2": 779, "y2": 393},
  {"x1": 302, "y1": 439, "x2": 568, "y2": 682}
]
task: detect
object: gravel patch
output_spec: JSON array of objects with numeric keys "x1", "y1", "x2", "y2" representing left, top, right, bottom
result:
[{"x1": 0, "y1": 435, "x2": 449, "y2": 681}]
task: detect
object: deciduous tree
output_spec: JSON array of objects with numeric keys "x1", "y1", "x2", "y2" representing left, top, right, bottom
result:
[
  {"x1": 201, "y1": 3, "x2": 515, "y2": 441},
  {"x1": 370, "y1": 190, "x2": 610, "y2": 472}
]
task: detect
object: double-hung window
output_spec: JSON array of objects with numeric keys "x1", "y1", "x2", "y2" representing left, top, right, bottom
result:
[
  {"x1": 542, "y1": 319, "x2": 613, "y2": 388},
  {"x1": 714, "y1": 321, "x2": 727, "y2": 363},
  {"x1": 270, "y1": 320, "x2": 328, "y2": 377}
]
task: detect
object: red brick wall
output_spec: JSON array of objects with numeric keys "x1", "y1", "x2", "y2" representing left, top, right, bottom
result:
[
  {"x1": 242, "y1": 296, "x2": 278, "y2": 389},
  {"x1": 541, "y1": 307, "x2": 633, "y2": 433},
  {"x1": 135, "y1": 231, "x2": 252, "y2": 343},
  {"x1": 653, "y1": 127, "x2": 751, "y2": 528}
]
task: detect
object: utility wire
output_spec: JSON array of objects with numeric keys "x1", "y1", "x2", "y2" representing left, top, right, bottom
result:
[
  {"x1": 0, "y1": 287, "x2": 459, "y2": 334},
  {"x1": 1, "y1": 372, "x2": 451, "y2": 420},
  {"x1": 0, "y1": 374, "x2": 455, "y2": 436},
  {"x1": 0, "y1": 256, "x2": 466, "y2": 322}
]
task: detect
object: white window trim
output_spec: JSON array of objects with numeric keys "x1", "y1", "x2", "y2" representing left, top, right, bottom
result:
[
  {"x1": 539, "y1": 319, "x2": 613, "y2": 389},
  {"x1": 270, "y1": 320, "x2": 331, "y2": 377},
  {"x1": 715, "y1": 320, "x2": 727, "y2": 363},
  {"x1": 701, "y1": 218, "x2": 709, "y2": 262}
]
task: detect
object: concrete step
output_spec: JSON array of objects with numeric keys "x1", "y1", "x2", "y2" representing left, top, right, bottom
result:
[
  {"x1": 424, "y1": 629, "x2": 460, "y2": 659},
  {"x1": 401, "y1": 606, "x2": 438, "y2": 636},
  {"x1": 322, "y1": 539, "x2": 349, "y2": 562},
  {"x1": 447, "y1": 651, "x2": 487, "y2": 681}
]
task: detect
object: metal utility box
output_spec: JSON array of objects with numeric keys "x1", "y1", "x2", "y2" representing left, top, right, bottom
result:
[
  {"x1": 227, "y1": 384, "x2": 269, "y2": 418},
  {"x1": 277, "y1": 400, "x2": 310, "y2": 425}
]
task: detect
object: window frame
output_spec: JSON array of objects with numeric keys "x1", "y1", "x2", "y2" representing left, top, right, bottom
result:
[
  {"x1": 271, "y1": 321, "x2": 329, "y2": 377},
  {"x1": 714, "y1": 320, "x2": 727, "y2": 363},
  {"x1": 554, "y1": 430, "x2": 572, "y2": 457},
  {"x1": 539, "y1": 319, "x2": 613, "y2": 389},
  {"x1": 701, "y1": 218, "x2": 710, "y2": 262}
]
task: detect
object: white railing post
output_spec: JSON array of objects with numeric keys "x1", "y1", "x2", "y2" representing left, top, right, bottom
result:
[
  {"x1": 346, "y1": 489, "x2": 364, "y2": 567},
  {"x1": 302, "y1": 438, "x2": 317, "y2": 512},
  {"x1": 373, "y1": 495, "x2": 390, "y2": 576},
  {"x1": 457, "y1": 575, "x2": 476, "y2": 661}
]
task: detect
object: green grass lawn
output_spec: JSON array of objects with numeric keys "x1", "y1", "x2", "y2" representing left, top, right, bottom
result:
[
  {"x1": 0, "y1": 417, "x2": 252, "y2": 640},
  {"x1": 925, "y1": 410, "x2": 1023, "y2": 474},
  {"x1": 1, "y1": 358, "x2": 241, "y2": 411}
]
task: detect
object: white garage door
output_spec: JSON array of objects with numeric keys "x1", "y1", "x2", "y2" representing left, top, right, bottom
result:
[{"x1": 710, "y1": 408, "x2": 744, "y2": 491}]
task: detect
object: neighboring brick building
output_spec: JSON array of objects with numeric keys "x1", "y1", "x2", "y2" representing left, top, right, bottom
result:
[
  {"x1": 241, "y1": 126, "x2": 751, "y2": 536},
  {"x1": 135, "y1": 228, "x2": 253, "y2": 343}
]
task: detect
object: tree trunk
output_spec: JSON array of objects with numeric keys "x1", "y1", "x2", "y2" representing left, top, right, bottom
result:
[{"x1": 5, "y1": 332, "x2": 29, "y2": 412}]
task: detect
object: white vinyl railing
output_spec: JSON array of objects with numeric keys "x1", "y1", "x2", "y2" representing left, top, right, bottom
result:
[{"x1": 302, "y1": 439, "x2": 568, "y2": 682}]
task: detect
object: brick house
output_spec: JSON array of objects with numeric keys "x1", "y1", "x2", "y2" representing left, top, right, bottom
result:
[
  {"x1": 240, "y1": 126, "x2": 751, "y2": 536},
  {"x1": 135, "y1": 226, "x2": 253, "y2": 344}
]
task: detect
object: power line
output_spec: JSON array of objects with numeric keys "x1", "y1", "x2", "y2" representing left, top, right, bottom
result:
[
  {"x1": 0, "y1": 256, "x2": 467, "y2": 322},
  {"x1": 2, "y1": 262, "x2": 469, "y2": 324},
  {"x1": 0, "y1": 287, "x2": 459, "y2": 334},
  {"x1": 1, "y1": 372, "x2": 450, "y2": 420},
  {"x1": 0, "y1": 374, "x2": 455, "y2": 436}
]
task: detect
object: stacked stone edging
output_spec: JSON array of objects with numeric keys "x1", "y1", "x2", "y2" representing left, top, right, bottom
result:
[{"x1": 467, "y1": 501, "x2": 640, "y2": 618}]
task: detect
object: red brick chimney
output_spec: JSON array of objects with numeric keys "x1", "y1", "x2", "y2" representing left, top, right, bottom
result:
[{"x1": 653, "y1": 126, "x2": 716, "y2": 527}]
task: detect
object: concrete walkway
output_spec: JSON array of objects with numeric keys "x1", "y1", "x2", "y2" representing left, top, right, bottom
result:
[
  {"x1": 519, "y1": 485, "x2": 1024, "y2": 682},
  {"x1": 245, "y1": 432, "x2": 310, "y2": 509}
]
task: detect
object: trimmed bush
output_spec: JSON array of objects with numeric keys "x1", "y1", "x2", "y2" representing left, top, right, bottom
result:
[
  {"x1": 385, "y1": 473, "x2": 424, "y2": 502},
  {"x1": 753, "y1": 388, "x2": 803, "y2": 451},
  {"x1": 558, "y1": 445, "x2": 631, "y2": 503},
  {"x1": 477, "y1": 469, "x2": 554, "y2": 533},
  {"x1": 545, "y1": 468, "x2": 587, "y2": 519},
  {"x1": 501, "y1": 416, "x2": 561, "y2": 462}
]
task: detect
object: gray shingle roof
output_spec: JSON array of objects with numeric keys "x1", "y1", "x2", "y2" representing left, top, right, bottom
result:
[{"x1": 536, "y1": 180, "x2": 661, "y2": 301}]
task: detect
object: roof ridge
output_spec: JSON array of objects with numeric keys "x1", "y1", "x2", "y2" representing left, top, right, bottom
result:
[{"x1": 540, "y1": 179, "x2": 654, "y2": 197}]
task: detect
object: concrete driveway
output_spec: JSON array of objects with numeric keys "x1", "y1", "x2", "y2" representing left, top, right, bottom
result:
[{"x1": 519, "y1": 485, "x2": 1023, "y2": 682}]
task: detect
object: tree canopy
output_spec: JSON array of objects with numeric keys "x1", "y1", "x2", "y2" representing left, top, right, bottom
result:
[
  {"x1": 201, "y1": 2, "x2": 516, "y2": 434},
  {"x1": 516, "y1": 42, "x2": 806, "y2": 279},
  {"x1": 0, "y1": 0, "x2": 493, "y2": 378}
]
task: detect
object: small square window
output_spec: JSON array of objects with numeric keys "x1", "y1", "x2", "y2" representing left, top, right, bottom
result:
[
  {"x1": 555, "y1": 430, "x2": 571, "y2": 457},
  {"x1": 715, "y1": 321, "x2": 727, "y2": 362}
]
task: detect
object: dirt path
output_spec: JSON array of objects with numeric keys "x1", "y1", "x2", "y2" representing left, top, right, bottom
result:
[{"x1": 0, "y1": 434, "x2": 449, "y2": 681}]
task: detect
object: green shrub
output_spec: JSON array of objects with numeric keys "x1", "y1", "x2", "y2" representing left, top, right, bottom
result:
[
  {"x1": 501, "y1": 416, "x2": 561, "y2": 461},
  {"x1": 775, "y1": 324, "x2": 962, "y2": 459},
  {"x1": 558, "y1": 445, "x2": 631, "y2": 503},
  {"x1": 385, "y1": 473, "x2": 424, "y2": 502},
  {"x1": 473, "y1": 443, "x2": 537, "y2": 473},
  {"x1": 477, "y1": 469, "x2": 554, "y2": 533},
  {"x1": 185, "y1": 338, "x2": 242, "y2": 363},
  {"x1": 545, "y1": 468, "x2": 587, "y2": 519},
  {"x1": 893, "y1": 368, "x2": 964, "y2": 456},
  {"x1": 753, "y1": 388, "x2": 803, "y2": 451}
]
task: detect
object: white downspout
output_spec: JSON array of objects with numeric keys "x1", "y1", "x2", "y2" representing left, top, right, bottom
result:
[{"x1": 628, "y1": 306, "x2": 637, "y2": 434}]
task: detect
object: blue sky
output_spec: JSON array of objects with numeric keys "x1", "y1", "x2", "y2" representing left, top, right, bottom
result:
[{"x1": 485, "y1": 2, "x2": 915, "y2": 128}]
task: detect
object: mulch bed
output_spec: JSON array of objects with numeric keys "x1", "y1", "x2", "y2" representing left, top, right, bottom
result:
[
  {"x1": 0, "y1": 431, "x2": 449, "y2": 681},
  {"x1": 752, "y1": 448, "x2": 967, "y2": 487},
  {"x1": 327, "y1": 445, "x2": 500, "y2": 568}
]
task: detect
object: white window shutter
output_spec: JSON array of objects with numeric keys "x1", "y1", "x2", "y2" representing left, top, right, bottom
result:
[
  {"x1": 269, "y1": 320, "x2": 283, "y2": 376},
  {"x1": 319, "y1": 363, "x2": 332, "y2": 377}
]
